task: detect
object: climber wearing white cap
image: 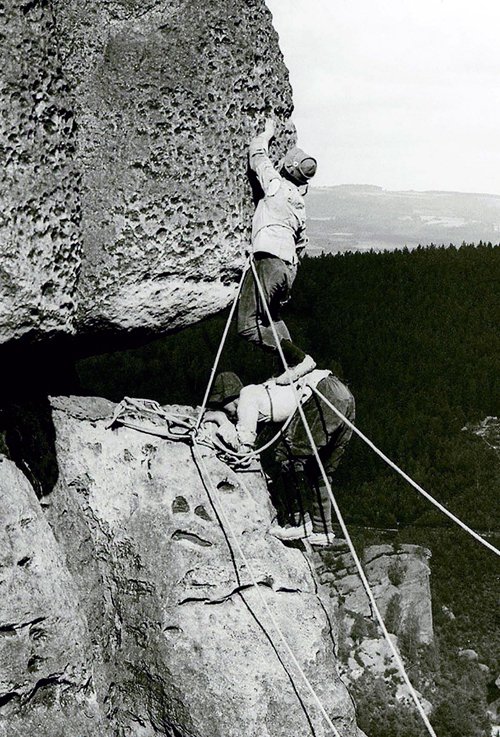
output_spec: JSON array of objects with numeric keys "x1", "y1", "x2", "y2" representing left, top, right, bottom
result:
[{"x1": 237, "y1": 118, "x2": 318, "y2": 385}]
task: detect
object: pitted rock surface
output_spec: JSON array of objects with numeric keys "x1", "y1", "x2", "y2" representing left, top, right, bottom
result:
[
  {"x1": 0, "y1": 1, "x2": 81, "y2": 344},
  {"x1": 1, "y1": 0, "x2": 294, "y2": 345},
  {"x1": 0, "y1": 457, "x2": 105, "y2": 737},
  {"x1": 0, "y1": 396, "x2": 365, "y2": 736}
]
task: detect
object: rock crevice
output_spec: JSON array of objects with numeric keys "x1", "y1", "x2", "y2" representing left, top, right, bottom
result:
[{"x1": 0, "y1": 396, "x2": 365, "y2": 736}]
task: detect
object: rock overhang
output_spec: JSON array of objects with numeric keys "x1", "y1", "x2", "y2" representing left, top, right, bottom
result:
[{"x1": 1, "y1": 0, "x2": 295, "y2": 348}]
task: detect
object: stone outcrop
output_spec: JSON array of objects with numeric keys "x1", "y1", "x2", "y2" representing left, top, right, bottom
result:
[
  {"x1": 0, "y1": 396, "x2": 365, "y2": 737},
  {"x1": 309, "y1": 541, "x2": 433, "y2": 708},
  {"x1": 465, "y1": 416, "x2": 500, "y2": 456},
  {"x1": 1, "y1": 0, "x2": 294, "y2": 346},
  {"x1": 0, "y1": 457, "x2": 105, "y2": 737}
]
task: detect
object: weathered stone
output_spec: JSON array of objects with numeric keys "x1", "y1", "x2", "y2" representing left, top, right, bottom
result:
[
  {"x1": 0, "y1": 0, "x2": 294, "y2": 346},
  {"x1": 458, "y1": 648, "x2": 479, "y2": 661},
  {"x1": 317, "y1": 543, "x2": 433, "y2": 645},
  {"x1": 0, "y1": 457, "x2": 107, "y2": 737},
  {"x1": 0, "y1": 395, "x2": 363, "y2": 737},
  {"x1": 0, "y1": 1, "x2": 81, "y2": 344},
  {"x1": 307, "y1": 540, "x2": 434, "y2": 706}
]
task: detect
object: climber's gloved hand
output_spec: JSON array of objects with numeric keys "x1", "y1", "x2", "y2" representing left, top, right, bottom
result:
[{"x1": 263, "y1": 117, "x2": 276, "y2": 141}]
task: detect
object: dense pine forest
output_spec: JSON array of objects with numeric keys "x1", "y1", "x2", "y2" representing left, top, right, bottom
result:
[
  {"x1": 78, "y1": 243, "x2": 499, "y2": 737},
  {"x1": 78, "y1": 242, "x2": 499, "y2": 531}
]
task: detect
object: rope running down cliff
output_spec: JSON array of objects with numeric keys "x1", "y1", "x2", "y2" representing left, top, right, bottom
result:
[
  {"x1": 193, "y1": 256, "x2": 499, "y2": 558},
  {"x1": 190, "y1": 438, "x2": 343, "y2": 737},
  {"x1": 248, "y1": 257, "x2": 439, "y2": 737}
]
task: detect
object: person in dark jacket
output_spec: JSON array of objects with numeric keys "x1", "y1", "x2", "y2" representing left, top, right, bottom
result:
[
  {"x1": 238, "y1": 118, "x2": 317, "y2": 384},
  {"x1": 204, "y1": 369, "x2": 355, "y2": 547}
]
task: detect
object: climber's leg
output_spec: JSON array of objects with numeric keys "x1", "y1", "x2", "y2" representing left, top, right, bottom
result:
[
  {"x1": 238, "y1": 255, "x2": 298, "y2": 354},
  {"x1": 238, "y1": 255, "x2": 316, "y2": 378},
  {"x1": 269, "y1": 457, "x2": 312, "y2": 541}
]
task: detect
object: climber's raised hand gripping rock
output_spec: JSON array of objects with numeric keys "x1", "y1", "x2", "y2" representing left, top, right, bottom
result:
[{"x1": 237, "y1": 117, "x2": 318, "y2": 384}]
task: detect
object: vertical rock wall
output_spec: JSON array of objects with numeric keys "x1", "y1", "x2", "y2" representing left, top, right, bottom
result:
[
  {"x1": 0, "y1": 457, "x2": 105, "y2": 737},
  {"x1": 0, "y1": 396, "x2": 366, "y2": 737},
  {"x1": 0, "y1": 0, "x2": 294, "y2": 345},
  {"x1": 0, "y1": 0, "x2": 81, "y2": 343}
]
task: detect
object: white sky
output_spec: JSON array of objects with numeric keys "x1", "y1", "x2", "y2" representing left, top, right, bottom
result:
[{"x1": 265, "y1": 0, "x2": 500, "y2": 194}]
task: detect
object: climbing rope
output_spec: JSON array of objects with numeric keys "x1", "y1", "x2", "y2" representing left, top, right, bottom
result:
[
  {"x1": 249, "y1": 258, "x2": 439, "y2": 737},
  {"x1": 195, "y1": 256, "x2": 251, "y2": 431},
  {"x1": 106, "y1": 397, "x2": 195, "y2": 439},
  {"x1": 312, "y1": 387, "x2": 500, "y2": 559},
  {"x1": 109, "y1": 394, "x2": 295, "y2": 464},
  {"x1": 108, "y1": 252, "x2": 498, "y2": 737},
  {"x1": 191, "y1": 438, "x2": 343, "y2": 737}
]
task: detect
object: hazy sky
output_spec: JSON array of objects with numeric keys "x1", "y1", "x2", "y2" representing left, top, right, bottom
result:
[{"x1": 265, "y1": 0, "x2": 500, "y2": 194}]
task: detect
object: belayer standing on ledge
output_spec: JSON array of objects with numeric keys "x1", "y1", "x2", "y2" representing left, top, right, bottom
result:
[
  {"x1": 204, "y1": 370, "x2": 355, "y2": 547},
  {"x1": 237, "y1": 117, "x2": 318, "y2": 384}
]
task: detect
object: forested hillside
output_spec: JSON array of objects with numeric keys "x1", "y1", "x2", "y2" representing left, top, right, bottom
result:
[{"x1": 78, "y1": 243, "x2": 499, "y2": 531}]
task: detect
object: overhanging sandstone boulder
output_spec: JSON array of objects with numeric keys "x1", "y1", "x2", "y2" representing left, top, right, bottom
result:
[{"x1": 1, "y1": 0, "x2": 294, "y2": 346}]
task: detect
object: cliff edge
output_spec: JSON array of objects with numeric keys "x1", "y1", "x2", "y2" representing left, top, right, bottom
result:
[{"x1": 0, "y1": 396, "x2": 365, "y2": 737}]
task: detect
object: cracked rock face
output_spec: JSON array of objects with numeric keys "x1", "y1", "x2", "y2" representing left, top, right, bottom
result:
[
  {"x1": 0, "y1": 396, "x2": 365, "y2": 736},
  {"x1": 0, "y1": 457, "x2": 104, "y2": 737},
  {"x1": 309, "y1": 541, "x2": 433, "y2": 703},
  {"x1": 1, "y1": 0, "x2": 294, "y2": 345}
]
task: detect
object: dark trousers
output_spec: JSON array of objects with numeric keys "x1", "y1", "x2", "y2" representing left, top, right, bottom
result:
[
  {"x1": 275, "y1": 377, "x2": 355, "y2": 533},
  {"x1": 237, "y1": 255, "x2": 296, "y2": 351}
]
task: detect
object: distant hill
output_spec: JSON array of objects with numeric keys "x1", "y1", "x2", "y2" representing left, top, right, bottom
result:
[{"x1": 306, "y1": 185, "x2": 500, "y2": 253}]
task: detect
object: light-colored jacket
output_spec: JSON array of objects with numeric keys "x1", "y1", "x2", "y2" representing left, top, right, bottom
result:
[
  {"x1": 236, "y1": 369, "x2": 331, "y2": 447},
  {"x1": 249, "y1": 134, "x2": 308, "y2": 265}
]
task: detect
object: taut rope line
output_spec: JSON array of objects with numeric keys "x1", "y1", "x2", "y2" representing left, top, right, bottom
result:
[
  {"x1": 191, "y1": 439, "x2": 343, "y2": 737},
  {"x1": 194, "y1": 256, "x2": 251, "y2": 431},
  {"x1": 249, "y1": 257, "x2": 438, "y2": 737},
  {"x1": 312, "y1": 387, "x2": 500, "y2": 558}
]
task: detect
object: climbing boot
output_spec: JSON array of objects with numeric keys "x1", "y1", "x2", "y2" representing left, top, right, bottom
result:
[
  {"x1": 274, "y1": 354, "x2": 316, "y2": 385},
  {"x1": 269, "y1": 514, "x2": 313, "y2": 541},
  {"x1": 304, "y1": 530, "x2": 336, "y2": 547}
]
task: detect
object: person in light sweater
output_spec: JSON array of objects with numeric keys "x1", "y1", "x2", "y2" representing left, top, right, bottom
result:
[
  {"x1": 204, "y1": 369, "x2": 355, "y2": 547},
  {"x1": 237, "y1": 118, "x2": 318, "y2": 384}
]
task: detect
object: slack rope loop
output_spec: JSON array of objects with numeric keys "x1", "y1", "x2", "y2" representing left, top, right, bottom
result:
[
  {"x1": 312, "y1": 388, "x2": 500, "y2": 558},
  {"x1": 249, "y1": 258, "x2": 439, "y2": 737},
  {"x1": 191, "y1": 440, "x2": 342, "y2": 737},
  {"x1": 109, "y1": 394, "x2": 291, "y2": 462},
  {"x1": 209, "y1": 408, "x2": 296, "y2": 460}
]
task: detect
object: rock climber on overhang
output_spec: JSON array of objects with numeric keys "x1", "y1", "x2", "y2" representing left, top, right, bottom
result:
[
  {"x1": 237, "y1": 117, "x2": 318, "y2": 384},
  {"x1": 203, "y1": 369, "x2": 355, "y2": 547}
]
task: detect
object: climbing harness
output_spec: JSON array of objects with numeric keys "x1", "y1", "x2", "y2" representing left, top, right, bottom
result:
[{"x1": 108, "y1": 254, "x2": 499, "y2": 737}]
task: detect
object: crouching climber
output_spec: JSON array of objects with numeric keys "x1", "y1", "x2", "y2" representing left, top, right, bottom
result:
[
  {"x1": 203, "y1": 369, "x2": 355, "y2": 547},
  {"x1": 238, "y1": 117, "x2": 318, "y2": 384}
]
